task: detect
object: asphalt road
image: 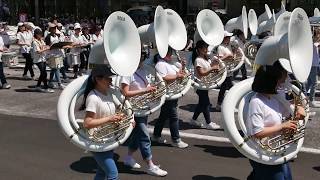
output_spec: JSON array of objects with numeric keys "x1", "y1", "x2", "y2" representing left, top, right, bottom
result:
[
  {"x1": 0, "y1": 66, "x2": 320, "y2": 180},
  {"x1": 0, "y1": 114, "x2": 319, "y2": 180}
]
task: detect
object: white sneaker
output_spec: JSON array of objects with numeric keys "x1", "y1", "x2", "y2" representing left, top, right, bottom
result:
[
  {"x1": 48, "y1": 82, "x2": 56, "y2": 89},
  {"x1": 43, "y1": 88, "x2": 54, "y2": 93},
  {"x1": 58, "y1": 84, "x2": 66, "y2": 90},
  {"x1": 310, "y1": 101, "x2": 320, "y2": 108},
  {"x1": 172, "y1": 139, "x2": 188, "y2": 149},
  {"x1": 124, "y1": 157, "x2": 141, "y2": 169},
  {"x1": 2, "y1": 83, "x2": 11, "y2": 89},
  {"x1": 147, "y1": 165, "x2": 168, "y2": 177},
  {"x1": 190, "y1": 119, "x2": 204, "y2": 128},
  {"x1": 206, "y1": 122, "x2": 221, "y2": 130},
  {"x1": 151, "y1": 136, "x2": 167, "y2": 144},
  {"x1": 309, "y1": 111, "x2": 316, "y2": 118}
]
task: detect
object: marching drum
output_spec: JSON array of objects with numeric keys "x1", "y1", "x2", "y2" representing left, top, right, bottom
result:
[
  {"x1": 67, "y1": 53, "x2": 80, "y2": 66},
  {"x1": 47, "y1": 56, "x2": 64, "y2": 69},
  {"x1": 1, "y1": 51, "x2": 18, "y2": 67}
]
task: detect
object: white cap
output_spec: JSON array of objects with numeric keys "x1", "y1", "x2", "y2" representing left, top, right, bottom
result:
[
  {"x1": 224, "y1": 31, "x2": 233, "y2": 37},
  {"x1": 57, "y1": 23, "x2": 63, "y2": 27},
  {"x1": 25, "y1": 22, "x2": 35, "y2": 29},
  {"x1": 17, "y1": 22, "x2": 24, "y2": 26},
  {"x1": 74, "y1": 23, "x2": 81, "y2": 29}
]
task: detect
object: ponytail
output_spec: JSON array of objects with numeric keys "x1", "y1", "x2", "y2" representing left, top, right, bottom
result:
[{"x1": 79, "y1": 75, "x2": 96, "y2": 111}]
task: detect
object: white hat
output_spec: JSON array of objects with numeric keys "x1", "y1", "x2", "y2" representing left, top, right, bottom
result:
[
  {"x1": 57, "y1": 23, "x2": 63, "y2": 27},
  {"x1": 25, "y1": 22, "x2": 36, "y2": 29},
  {"x1": 224, "y1": 31, "x2": 233, "y2": 37},
  {"x1": 17, "y1": 22, "x2": 24, "y2": 26},
  {"x1": 74, "y1": 23, "x2": 81, "y2": 29}
]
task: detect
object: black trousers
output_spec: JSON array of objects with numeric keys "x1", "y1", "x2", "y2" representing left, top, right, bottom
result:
[
  {"x1": 217, "y1": 76, "x2": 233, "y2": 105},
  {"x1": 22, "y1": 53, "x2": 34, "y2": 77},
  {"x1": 35, "y1": 62, "x2": 48, "y2": 88},
  {"x1": 153, "y1": 99, "x2": 180, "y2": 142},
  {"x1": 233, "y1": 64, "x2": 247, "y2": 80},
  {"x1": 193, "y1": 89, "x2": 211, "y2": 124},
  {"x1": 0, "y1": 62, "x2": 8, "y2": 84}
]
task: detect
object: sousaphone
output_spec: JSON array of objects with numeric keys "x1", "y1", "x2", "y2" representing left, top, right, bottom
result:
[
  {"x1": 192, "y1": 9, "x2": 227, "y2": 90},
  {"x1": 222, "y1": 8, "x2": 312, "y2": 165},
  {"x1": 57, "y1": 11, "x2": 141, "y2": 152}
]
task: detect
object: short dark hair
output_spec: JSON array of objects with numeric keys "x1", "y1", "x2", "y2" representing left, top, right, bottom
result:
[
  {"x1": 33, "y1": 28, "x2": 43, "y2": 37},
  {"x1": 252, "y1": 61, "x2": 286, "y2": 94},
  {"x1": 192, "y1": 40, "x2": 208, "y2": 65}
]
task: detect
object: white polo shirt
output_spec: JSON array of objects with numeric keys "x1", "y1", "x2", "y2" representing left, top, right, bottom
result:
[
  {"x1": 86, "y1": 89, "x2": 116, "y2": 119},
  {"x1": 17, "y1": 31, "x2": 33, "y2": 54},
  {"x1": 31, "y1": 38, "x2": 47, "y2": 64},
  {"x1": 121, "y1": 68, "x2": 148, "y2": 91},
  {"x1": 0, "y1": 36, "x2": 4, "y2": 62},
  {"x1": 70, "y1": 34, "x2": 84, "y2": 55},
  {"x1": 194, "y1": 57, "x2": 211, "y2": 78},
  {"x1": 92, "y1": 33, "x2": 103, "y2": 42},
  {"x1": 246, "y1": 93, "x2": 290, "y2": 136},
  {"x1": 155, "y1": 59, "x2": 179, "y2": 77}
]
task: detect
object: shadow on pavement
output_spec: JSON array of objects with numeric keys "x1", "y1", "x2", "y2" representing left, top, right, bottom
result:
[
  {"x1": 6, "y1": 76, "x2": 35, "y2": 81},
  {"x1": 69, "y1": 156, "x2": 97, "y2": 174},
  {"x1": 313, "y1": 166, "x2": 320, "y2": 172},
  {"x1": 15, "y1": 88, "x2": 39, "y2": 92},
  {"x1": 179, "y1": 104, "x2": 221, "y2": 112},
  {"x1": 194, "y1": 144, "x2": 245, "y2": 158},
  {"x1": 69, "y1": 154, "x2": 146, "y2": 175},
  {"x1": 192, "y1": 175, "x2": 240, "y2": 180}
]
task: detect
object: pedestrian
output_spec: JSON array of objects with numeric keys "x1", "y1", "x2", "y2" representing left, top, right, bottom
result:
[
  {"x1": 190, "y1": 40, "x2": 221, "y2": 130},
  {"x1": 17, "y1": 22, "x2": 34, "y2": 80},
  {"x1": 31, "y1": 28, "x2": 54, "y2": 93},
  {"x1": 246, "y1": 60, "x2": 305, "y2": 180},
  {"x1": 120, "y1": 51, "x2": 168, "y2": 177},
  {"x1": 0, "y1": 34, "x2": 10, "y2": 89},
  {"x1": 80, "y1": 64, "x2": 122, "y2": 180},
  {"x1": 151, "y1": 48, "x2": 188, "y2": 149}
]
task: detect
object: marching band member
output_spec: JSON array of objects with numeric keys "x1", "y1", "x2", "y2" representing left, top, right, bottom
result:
[
  {"x1": 70, "y1": 23, "x2": 85, "y2": 78},
  {"x1": 45, "y1": 22, "x2": 65, "y2": 89},
  {"x1": 17, "y1": 22, "x2": 35, "y2": 80},
  {"x1": 0, "y1": 34, "x2": 10, "y2": 89},
  {"x1": 92, "y1": 26, "x2": 103, "y2": 43},
  {"x1": 120, "y1": 51, "x2": 168, "y2": 177},
  {"x1": 80, "y1": 26, "x2": 93, "y2": 72},
  {"x1": 246, "y1": 60, "x2": 305, "y2": 180},
  {"x1": 305, "y1": 31, "x2": 320, "y2": 108},
  {"x1": 232, "y1": 30, "x2": 247, "y2": 80},
  {"x1": 190, "y1": 40, "x2": 221, "y2": 129},
  {"x1": 79, "y1": 64, "x2": 121, "y2": 180},
  {"x1": 32, "y1": 28, "x2": 54, "y2": 93},
  {"x1": 215, "y1": 31, "x2": 234, "y2": 111},
  {"x1": 56, "y1": 22, "x2": 69, "y2": 80},
  {"x1": 152, "y1": 47, "x2": 188, "y2": 149}
]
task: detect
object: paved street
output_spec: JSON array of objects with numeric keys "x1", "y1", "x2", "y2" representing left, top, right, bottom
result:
[
  {"x1": 0, "y1": 66, "x2": 320, "y2": 179},
  {"x1": 0, "y1": 114, "x2": 319, "y2": 180}
]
